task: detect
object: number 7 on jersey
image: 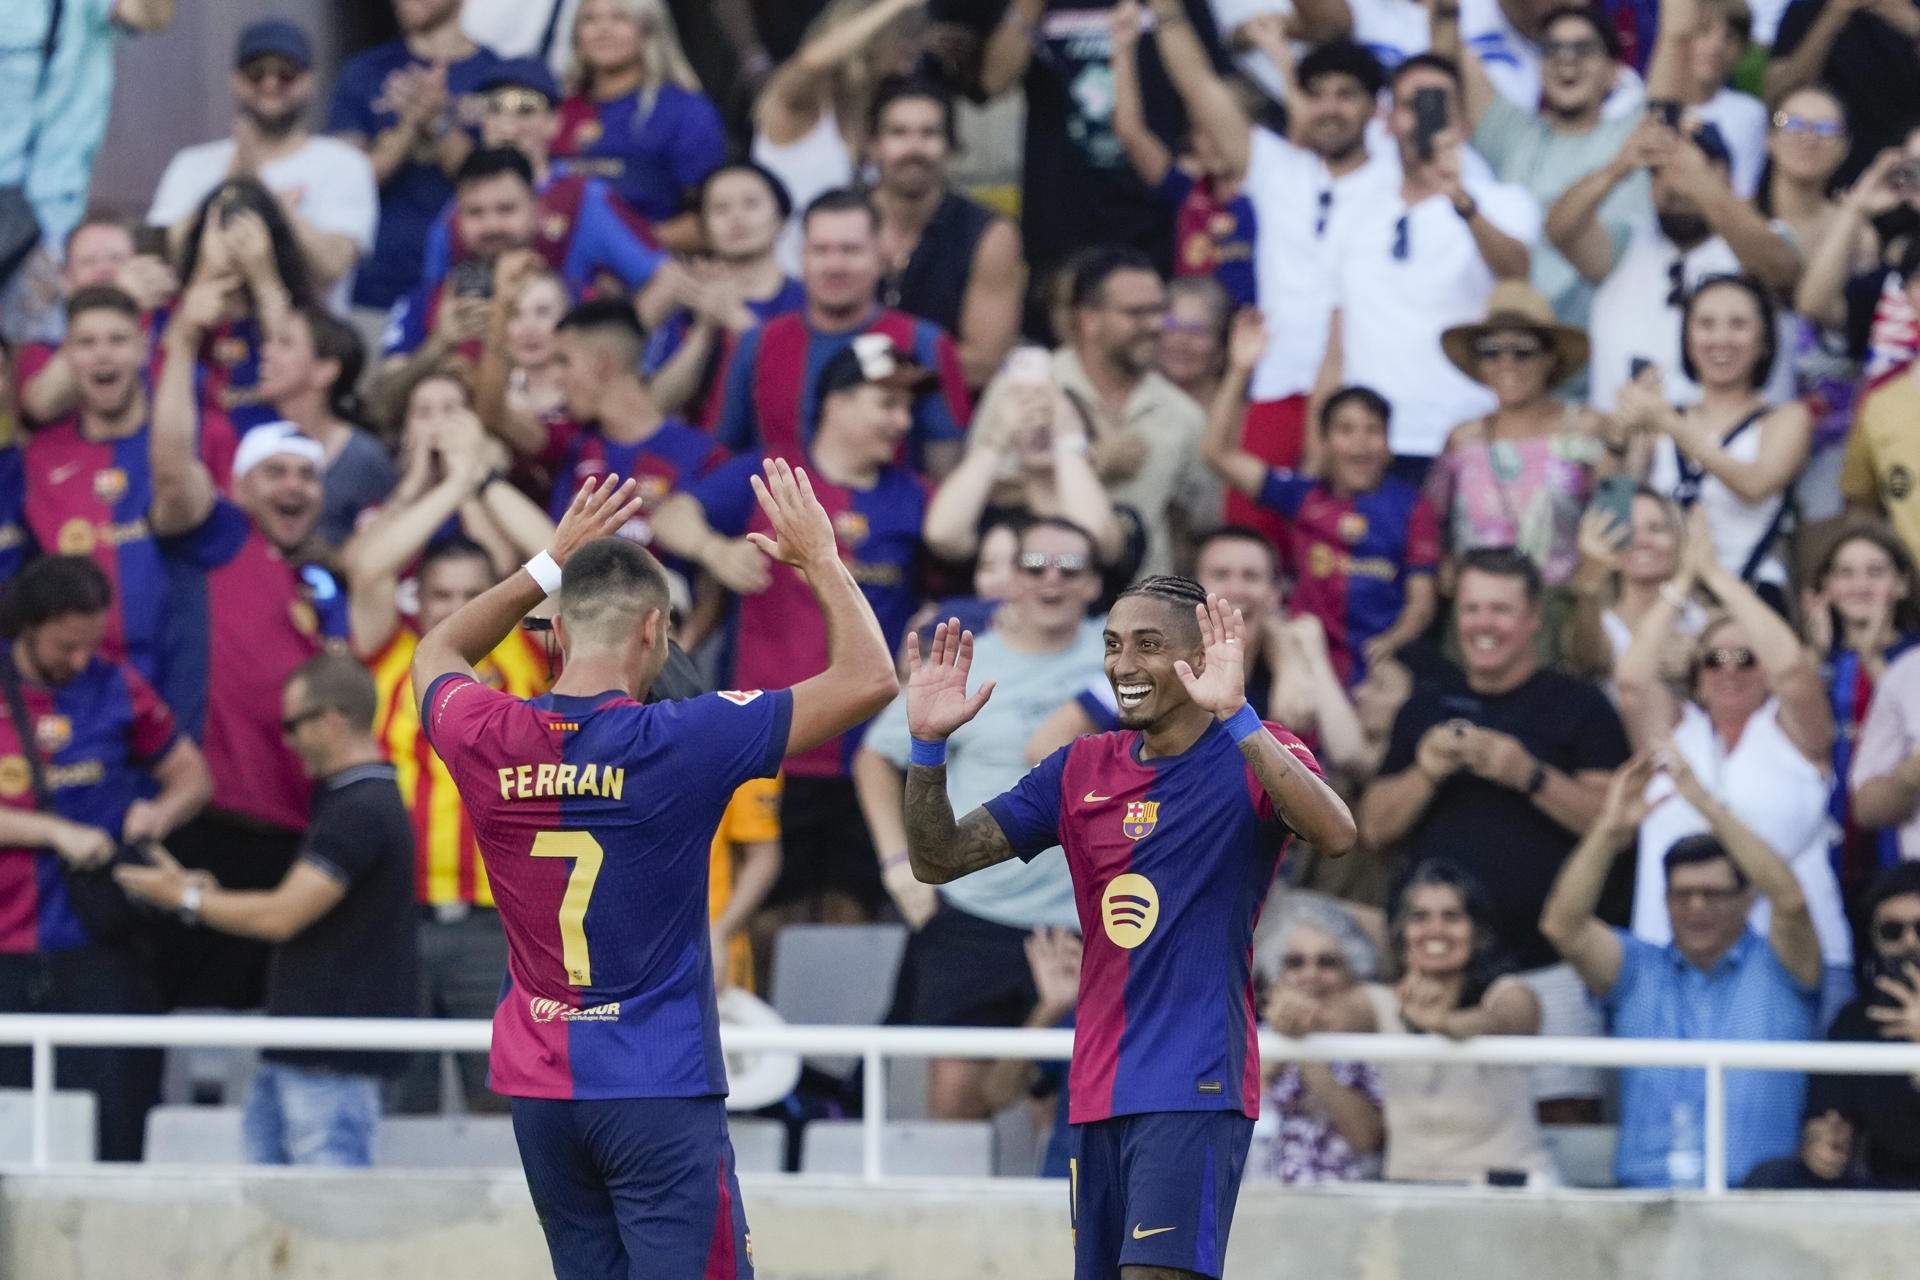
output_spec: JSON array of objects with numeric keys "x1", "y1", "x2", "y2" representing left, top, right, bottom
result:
[{"x1": 530, "y1": 830, "x2": 606, "y2": 986}]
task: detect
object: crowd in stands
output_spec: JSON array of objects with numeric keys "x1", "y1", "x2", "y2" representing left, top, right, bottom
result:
[{"x1": 8, "y1": 0, "x2": 1920, "y2": 1191}]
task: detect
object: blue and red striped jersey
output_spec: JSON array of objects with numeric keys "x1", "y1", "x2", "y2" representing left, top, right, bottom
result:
[
  {"x1": 0, "y1": 657, "x2": 177, "y2": 952},
  {"x1": 546, "y1": 418, "x2": 729, "y2": 528},
  {"x1": 422, "y1": 675, "x2": 793, "y2": 1100},
  {"x1": 420, "y1": 173, "x2": 664, "y2": 297},
  {"x1": 984, "y1": 720, "x2": 1324, "y2": 1123}
]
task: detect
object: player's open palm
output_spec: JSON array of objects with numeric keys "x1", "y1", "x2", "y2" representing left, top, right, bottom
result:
[
  {"x1": 906, "y1": 619, "x2": 995, "y2": 742},
  {"x1": 746, "y1": 456, "x2": 837, "y2": 572},
  {"x1": 550, "y1": 475, "x2": 645, "y2": 565},
  {"x1": 1174, "y1": 594, "x2": 1249, "y2": 719}
]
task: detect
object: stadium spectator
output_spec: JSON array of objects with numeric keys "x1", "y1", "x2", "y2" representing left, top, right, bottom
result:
[
  {"x1": 1848, "y1": 640, "x2": 1920, "y2": 865},
  {"x1": 975, "y1": 926, "x2": 1081, "y2": 1178},
  {"x1": 117, "y1": 654, "x2": 419, "y2": 1168},
  {"x1": 1202, "y1": 313, "x2": 1440, "y2": 684},
  {"x1": 644, "y1": 162, "x2": 803, "y2": 426},
  {"x1": 1742, "y1": 1107, "x2": 1870, "y2": 1188},
  {"x1": 1541, "y1": 752, "x2": 1822, "y2": 1188},
  {"x1": 471, "y1": 263, "x2": 575, "y2": 491},
  {"x1": 713, "y1": 189, "x2": 971, "y2": 478},
  {"x1": 1320, "y1": 54, "x2": 1541, "y2": 474},
  {"x1": 1347, "y1": 861, "x2": 1556, "y2": 1184},
  {"x1": 708, "y1": 778, "x2": 783, "y2": 992},
  {"x1": 258, "y1": 305, "x2": 396, "y2": 547},
  {"x1": 867, "y1": 76, "x2": 1024, "y2": 391},
  {"x1": 1156, "y1": 277, "x2": 1232, "y2": 413},
  {"x1": 1614, "y1": 277, "x2": 1807, "y2": 598},
  {"x1": 1796, "y1": 133, "x2": 1920, "y2": 385},
  {"x1": 753, "y1": 0, "x2": 928, "y2": 272},
  {"x1": 328, "y1": 0, "x2": 506, "y2": 317},
  {"x1": 551, "y1": 0, "x2": 725, "y2": 246},
  {"x1": 856, "y1": 516, "x2": 1102, "y2": 1117},
  {"x1": 1251, "y1": 895, "x2": 1385, "y2": 1186},
  {"x1": 1807, "y1": 862, "x2": 1920, "y2": 1187},
  {"x1": 656, "y1": 335, "x2": 932, "y2": 925},
  {"x1": 1562, "y1": 486, "x2": 1704, "y2": 680},
  {"x1": 1361, "y1": 548, "x2": 1627, "y2": 1116},
  {"x1": 1616, "y1": 521, "x2": 1855, "y2": 1019},
  {"x1": 16, "y1": 217, "x2": 175, "y2": 427},
  {"x1": 972, "y1": 247, "x2": 1217, "y2": 579},
  {"x1": 1799, "y1": 525, "x2": 1920, "y2": 897},
  {"x1": 1556, "y1": 125, "x2": 1799, "y2": 411},
  {"x1": 144, "y1": 284, "x2": 348, "y2": 1010},
  {"x1": 1840, "y1": 242, "x2": 1920, "y2": 564},
  {"x1": 0, "y1": 362, "x2": 24, "y2": 583},
  {"x1": 1681, "y1": 0, "x2": 1771, "y2": 198},
  {"x1": 1767, "y1": 0, "x2": 1920, "y2": 186},
  {"x1": 0, "y1": 555, "x2": 211, "y2": 1162},
  {"x1": 1426, "y1": 283, "x2": 1612, "y2": 587},
  {"x1": 145, "y1": 19, "x2": 378, "y2": 313},
  {"x1": 418, "y1": 62, "x2": 666, "y2": 296},
  {"x1": 1455, "y1": 0, "x2": 1648, "y2": 117}
]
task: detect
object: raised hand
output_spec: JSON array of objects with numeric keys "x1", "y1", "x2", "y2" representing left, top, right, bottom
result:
[
  {"x1": 746, "y1": 456, "x2": 838, "y2": 573},
  {"x1": 1599, "y1": 753, "x2": 1662, "y2": 837},
  {"x1": 1025, "y1": 926, "x2": 1083, "y2": 1016},
  {"x1": 1109, "y1": 0, "x2": 1144, "y2": 57},
  {"x1": 1174, "y1": 593, "x2": 1250, "y2": 720},
  {"x1": 1227, "y1": 307, "x2": 1269, "y2": 373},
  {"x1": 548, "y1": 474, "x2": 644, "y2": 565},
  {"x1": 905, "y1": 619, "x2": 996, "y2": 742}
]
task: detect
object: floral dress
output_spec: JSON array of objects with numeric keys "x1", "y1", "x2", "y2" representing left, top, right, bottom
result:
[
  {"x1": 1257, "y1": 1061, "x2": 1384, "y2": 1185},
  {"x1": 1425, "y1": 413, "x2": 1604, "y2": 587}
]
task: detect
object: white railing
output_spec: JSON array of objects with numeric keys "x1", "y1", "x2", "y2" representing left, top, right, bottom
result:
[{"x1": 6, "y1": 1015, "x2": 1920, "y2": 1192}]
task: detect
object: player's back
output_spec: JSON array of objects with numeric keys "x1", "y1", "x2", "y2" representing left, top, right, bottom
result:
[{"x1": 422, "y1": 673, "x2": 792, "y2": 1100}]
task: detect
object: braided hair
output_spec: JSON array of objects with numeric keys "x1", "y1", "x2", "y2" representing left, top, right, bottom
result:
[{"x1": 1114, "y1": 575, "x2": 1207, "y2": 647}]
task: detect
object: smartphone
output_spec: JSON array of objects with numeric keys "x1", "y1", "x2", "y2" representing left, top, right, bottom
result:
[
  {"x1": 449, "y1": 257, "x2": 495, "y2": 300},
  {"x1": 1592, "y1": 473, "x2": 1637, "y2": 531},
  {"x1": 1649, "y1": 98, "x2": 1682, "y2": 129},
  {"x1": 1412, "y1": 87, "x2": 1448, "y2": 162},
  {"x1": 133, "y1": 225, "x2": 169, "y2": 259},
  {"x1": 1892, "y1": 160, "x2": 1920, "y2": 195}
]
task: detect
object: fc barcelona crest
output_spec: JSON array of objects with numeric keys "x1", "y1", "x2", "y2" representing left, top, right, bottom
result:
[{"x1": 1121, "y1": 800, "x2": 1159, "y2": 841}]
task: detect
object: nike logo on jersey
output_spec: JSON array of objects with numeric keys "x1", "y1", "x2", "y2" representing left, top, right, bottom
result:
[
  {"x1": 1132, "y1": 1224, "x2": 1176, "y2": 1240},
  {"x1": 1082, "y1": 790, "x2": 1112, "y2": 803}
]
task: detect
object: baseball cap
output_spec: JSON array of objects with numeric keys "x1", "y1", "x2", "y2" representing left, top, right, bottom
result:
[
  {"x1": 817, "y1": 334, "x2": 935, "y2": 399},
  {"x1": 479, "y1": 59, "x2": 562, "y2": 106},
  {"x1": 234, "y1": 19, "x2": 311, "y2": 70},
  {"x1": 233, "y1": 422, "x2": 325, "y2": 480}
]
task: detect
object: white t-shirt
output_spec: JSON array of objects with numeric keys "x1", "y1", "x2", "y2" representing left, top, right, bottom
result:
[
  {"x1": 1694, "y1": 89, "x2": 1770, "y2": 201},
  {"x1": 1647, "y1": 415, "x2": 1791, "y2": 586},
  {"x1": 751, "y1": 111, "x2": 855, "y2": 277},
  {"x1": 1214, "y1": 0, "x2": 1430, "y2": 98},
  {"x1": 1243, "y1": 127, "x2": 1401, "y2": 401},
  {"x1": 1633, "y1": 699, "x2": 1852, "y2": 968},
  {"x1": 1327, "y1": 156, "x2": 1541, "y2": 458},
  {"x1": 462, "y1": 0, "x2": 577, "y2": 77},
  {"x1": 146, "y1": 135, "x2": 378, "y2": 314}
]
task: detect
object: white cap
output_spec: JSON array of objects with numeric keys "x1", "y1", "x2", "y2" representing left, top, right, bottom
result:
[{"x1": 233, "y1": 421, "x2": 325, "y2": 480}]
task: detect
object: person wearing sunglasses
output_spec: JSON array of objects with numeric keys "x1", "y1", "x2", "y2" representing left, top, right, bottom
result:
[
  {"x1": 147, "y1": 19, "x2": 376, "y2": 312},
  {"x1": 1617, "y1": 506, "x2": 1854, "y2": 1024}
]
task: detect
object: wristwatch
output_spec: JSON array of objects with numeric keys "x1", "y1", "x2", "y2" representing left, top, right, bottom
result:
[
  {"x1": 178, "y1": 881, "x2": 204, "y2": 927},
  {"x1": 1453, "y1": 194, "x2": 1479, "y2": 221}
]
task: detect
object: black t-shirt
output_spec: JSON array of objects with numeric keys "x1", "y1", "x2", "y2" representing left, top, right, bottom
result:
[
  {"x1": 1379, "y1": 666, "x2": 1632, "y2": 969},
  {"x1": 1810, "y1": 992, "x2": 1920, "y2": 1187},
  {"x1": 265, "y1": 762, "x2": 420, "y2": 1077},
  {"x1": 1741, "y1": 1155, "x2": 1869, "y2": 1190},
  {"x1": 1773, "y1": 0, "x2": 1920, "y2": 185}
]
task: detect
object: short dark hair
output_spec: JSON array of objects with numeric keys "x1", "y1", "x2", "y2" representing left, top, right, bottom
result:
[
  {"x1": 291, "y1": 651, "x2": 379, "y2": 734},
  {"x1": 0, "y1": 556, "x2": 113, "y2": 638},
  {"x1": 557, "y1": 298, "x2": 648, "y2": 368},
  {"x1": 1114, "y1": 574, "x2": 1208, "y2": 646},
  {"x1": 1391, "y1": 53, "x2": 1463, "y2": 97},
  {"x1": 420, "y1": 534, "x2": 496, "y2": 582},
  {"x1": 66, "y1": 284, "x2": 142, "y2": 326},
  {"x1": 868, "y1": 74, "x2": 958, "y2": 149},
  {"x1": 1391, "y1": 859, "x2": 1514, "y2": 1006},
  {"x1": 802, "y1": 187, "x2": 879, "y2": 233},
  {"x1": 1538, "y1": 5, "x2": 1623, "y2": 59},
  {"x1": 697, "y1": 159, "x2": 793, "y2": 222},
  {"x1": 1866, "y1": 862, "x2": 1920, "y2": 928},
  {"x1": 1319, "y1": 384, "x2": 1391, "y2": 432},
  {"x1": 1457, "y1": 546, "x2": 1544, "y2": 604},
  {"x1": 1297, "y1": 39, "x2": 1387, "y2": 97},
  {"x1": 63, "y1": 212, "x2": 134, "y2": 259},
  {"x1": 293, "y1": 304, "x2": 367, "y2": 424},
  {"x1": 1680, "y1": 274, "x2": 1777, "y2": 391},
  {"x1": 455, "y1": 146, "x2": 536, "y2": 193},
  {"x1": 1071, "y1": 245, "x2": 1160, "y2": 311},
  {"x1": 559, "y1": 537, "x2": 671, "y2": 635},
  {"x1": 1195, "y1": 524, "x2": 1279, "y2": 573},
  {"x1": 1662, "y1": 832, "x2": 1749, "y2": 890},
  {"x1": 1019, "y1": 515, "x2": 1096, "y2": 557}
]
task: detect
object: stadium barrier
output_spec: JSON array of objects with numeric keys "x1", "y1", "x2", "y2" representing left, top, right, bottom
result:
[{"x1": 4, "y1": 1015, "x2": 1920, "y2": 1191}]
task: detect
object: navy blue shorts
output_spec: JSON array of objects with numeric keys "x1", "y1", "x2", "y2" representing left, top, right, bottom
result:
[
  {"x1": 510, "y1": 1095, "x2": 753, "y2": 1280},
  {"x1": 1070, "y1": 1110, "x2": 1254, "y2": 1279}
]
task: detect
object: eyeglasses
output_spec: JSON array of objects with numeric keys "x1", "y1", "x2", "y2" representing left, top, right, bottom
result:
[
  {"x1": 1542, "y1": 37, "x2": 1604, "y2": 62},
  {"x1": 240, "y1": 59, "x2": 302, "y2": 87},
  {"x1": 1699, "y1": 646, "x2": 1757, "y2": 672},
  {"x1": 1281, "y1": 952, "x2": 1347, "y2": 972},
  {"x1": 487, "y1": 89, "x2": 550, "y2": 116},
  {"x1": 1772, "y1": 112, "x2": 1845, "y2": 139},
  {"x1": 1392, "y1": 214, "x2": 1410, "y2": 262},
  {"x1": 1018, "y1": 552, "x2": 1091, "y2": 578},
  {"x1": 279, "y1": 707, "x2": 328, "y2": 735},
  {"x1": 1161, "y1": 316, "x2": 1217, "y2": 336},
  {"x1": 1666, "y1": 885, "x2": 1745, "y2": 906},
  {"x1": 1876, "y1": 918, "x2": 1920, "y2": 945},
  {"x1": 1473, "y1": 338, "x2": 1547, "y2": 362}
]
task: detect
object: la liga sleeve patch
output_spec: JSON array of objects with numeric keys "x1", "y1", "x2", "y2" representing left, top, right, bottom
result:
[{"x1": 718, "y1": 690, "x2": 765, "y2": 706}]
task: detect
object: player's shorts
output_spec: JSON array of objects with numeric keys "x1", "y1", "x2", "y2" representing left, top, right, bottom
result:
[
  {"x1": 510, "y1": 1095, "x2": 753, "y2": 1280},
  {"x1": 1070, "y1": 1109, "x2": 1254, "y2": 1280},
  {"x1": 767, "y1": 776, "x2": 883, "y2": 911},
  {"x1": 898, "y1": 901, "x2": 1039, "y2": 1028}
]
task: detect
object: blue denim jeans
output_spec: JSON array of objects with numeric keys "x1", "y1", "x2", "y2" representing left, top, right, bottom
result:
[{"x1": 243, "y1": 1061, "x2": 380, "y2": 1166}]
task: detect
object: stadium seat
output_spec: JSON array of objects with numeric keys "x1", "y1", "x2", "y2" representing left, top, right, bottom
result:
[
  {"x1": 0, "y1": 1089, "x2": 98, "y2": 1164},
  {"x1": 142, "y1": 1105, "x2": 244, "y2": 1164},
  {"x1": 730, "y1": 1117, "x2": 787, "y2": 1174},
  {"x1": 158, "y1": 1010, "x2": 262, "y2": 1106},
  {"x1": 769, "y1": 924, "x2": 908, "y2": 1080},
  {"x1": 376, "y1": 1115, "x2": 520, "y2": 1169},
  {"x1": 990, "y1": 1100, "x2": 1042, "y2": 1177},
  {"x1": 1541, "y1": 1123, "x2": 1619, "y2": 1189},
  {"x1": 798, "y1": 1119, "x2": 993, "y2": 1177}
]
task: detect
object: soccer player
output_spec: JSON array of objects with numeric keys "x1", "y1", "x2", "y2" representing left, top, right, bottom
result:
[
  {"x1": 903, "y1": 578, "x2": 1357, "y2": 1280},
  {"x1": 413, "y1": 461, "x2": 897, "y2": 1279}
]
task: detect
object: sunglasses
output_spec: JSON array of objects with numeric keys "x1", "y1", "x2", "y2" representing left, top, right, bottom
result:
[
  {"x1": 1772, "y1": 112, "x2": 1845, "y2": 139},
  {"x1": 280, "y1": 706, "x2": 328, "y2": 735},
  {"x1": 1699, "y1": 646, "x2": 1757, "y2": 672},
  {"x1": 1541, "y1": 37, "x2": 1603, "y2": 61},
  {"x1": 1473, "y1": 338, "x2": 1546, "y2": 361},
  {"x1": 1018, "y1": 552, "x2": 1091, "y2": 577},
  {"x1": 1281, "y1": 952, "x2": 1347, "y2": 972},
  {"x1": 487, "y1": 89, "x2": 550, "y2": 116},
  {"x1": 240, "y1": 60, "x2": 303, "y2": 87},
  {"x1": 1876, "y1": 918, "x2": 1920, "y2": 945}
]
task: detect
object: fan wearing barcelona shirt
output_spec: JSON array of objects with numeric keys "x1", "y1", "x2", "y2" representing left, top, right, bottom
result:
[
  {"x1": 414, "y1": 462, "x2": 897, "y2": 1280},
  {"x1": 903, "y1": 579, "x2": 1356, "y2": 1280}
]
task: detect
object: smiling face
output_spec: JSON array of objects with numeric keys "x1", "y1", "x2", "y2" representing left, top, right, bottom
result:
[
  {"x1": 1007, "y1": 522, "x2": 1100, "y2": 636},
  {"x1": 1080, "y1": 268, "x2": 1167, "y2": 378},
  {"x1": 1822, "y1": 536, "x2": 1908, "y2": 635},
  {"x1": 233, "y1": 55, "x2": 313, "y2": 137},
  {"x1": 1622, "y1": 492, "x2": 1681, "y2": 585},
  {"x1": 1195, "y1": 536, "x2": 1277, "y2": 636},
  {"x1": 1453, "y1": 567, "x2": 1540, "y2": 687},
  {"x1": 701, "y1": 169, "x2": 783, "y2": 263},
  {"x1": 1769, "y1": 88, "x2": 1848, "y2": 187},
  {"x1": 1321, "y1": 396, "x2": 1392, "y2": 496},
  {"x1": 1694, "y1": 616, "x2": 1767, "y2": 724},
  {"x1": 507, "y1": 275, "x2": 569, "y2": 370},
  {"x1": 1475, "y1": 324, "x2": 1555, "y2": 408},
  {"x1": 455, "y1": 172, "x2": 537, "y2": 258},
  {"x1": 1297, "y1": 70, "x2": 1374, "y2": 162},
  {"x1": 1278, "y1": 924, "x2": 1354, "y2": 1001},
  {"x1": 1538, "y1": 14, "x2": 1613, "y2": 118},
  {"x1": 1665, "y1": 852, "x2": 1751, "y2": 963},
  {"x1": 1104, "y1": 594, "x2": 1203, "y2": 728},
  {"x1": 238, "y1": 453, "x2": 323, "y2": 551},
  {"x1": 575, "y1": 0, "x2": 648, "y2": 77},
  {"x1": 65, "y1": 306, "x2": 145, "y2": 420},
  {"x1": 1684, "y1": 281, "x2": 1768, "y2": 392},
  {"x1": 1401, "y1": 882, "x2": 1474, "y2": 977}
]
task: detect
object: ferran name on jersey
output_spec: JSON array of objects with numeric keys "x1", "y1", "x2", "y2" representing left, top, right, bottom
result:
[{"x1": 497, "y1": 760, "x2": 627, "y2": 801}]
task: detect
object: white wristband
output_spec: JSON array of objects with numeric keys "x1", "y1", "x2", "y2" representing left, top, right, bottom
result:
[{"x1": 522, "y1": 550, "x2": 563, "y2": 596}]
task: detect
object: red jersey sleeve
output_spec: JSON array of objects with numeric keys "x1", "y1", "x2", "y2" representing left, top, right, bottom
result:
[
  {"x1": 1404, "y1": 494, "x2": 1442, "y2": 572},
  {"x1": 932, "y1": 331, "x2": 973, "y2": 434},
  {"x1": 420, "y1": 672, "x2": 518, "y2": 757},
  {"x1": 1245, "y1": 722, "x2": 1326, "y2": 827},
  {"x1": 121, "y1": 664, "x2": 178, "y2": 764}
]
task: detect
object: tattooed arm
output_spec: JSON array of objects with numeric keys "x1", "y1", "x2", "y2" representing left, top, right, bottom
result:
[{"x1": 904, "y1": 766, "x2": 1019, "y2": 884}]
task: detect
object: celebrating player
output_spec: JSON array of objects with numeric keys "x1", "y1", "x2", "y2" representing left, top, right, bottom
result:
[
  {"x1": 413, "y1": 461, "x2": 897, "y2": 1280},
  {"x1": 903, "y1": 576, "x2": 1357, "y2": 1280}
]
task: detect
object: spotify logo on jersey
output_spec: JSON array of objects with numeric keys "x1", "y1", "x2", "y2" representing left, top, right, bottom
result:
[{"x1": 1101, "y1": 873, "x2": 1160, "y2": 949}]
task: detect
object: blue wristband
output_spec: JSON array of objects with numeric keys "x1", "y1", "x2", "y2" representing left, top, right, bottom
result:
[
  {"x1": 910, "y1": 737, "x2": 948, "y2": 767},
  {"x1": 1224, "y1": 703, "x2": 1263, "y2": 745}
]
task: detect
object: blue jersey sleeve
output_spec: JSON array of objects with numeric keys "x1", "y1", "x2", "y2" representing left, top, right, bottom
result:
[
  {"x1": 380, "y1": 289, "x2": 430, "y2": 359},
  {"x1": 156, "y1": 496, "x2": 251, "y2": 570},
  {"x1": 667, "y1": 90, "x2": 727, "y2": 198},
  {"x1": 714, "y1": 326, "x2": 764, "y2": 451},
  {"x1": 910, "y1": 323, "x2": 964, "y2": 443},
  {"x1": 645, "y1": 688, "x2": 794, "y2": 788},
  {"x1": 687, "y1": 452, "x2": 762, "y2": 536},
  {"x1": 420, "y1": 202, "x2": 455, "y2": 290},
  {"x1": 1153, "y1": 165, "x2": 1195, "y2": 211},
  {"x1": 1256, "y1": 469, "x2": 1314, "y2": 517},
  {"x1": 302, "y1": 565, "x2": 350, "y2": 640},
  {"x1": 566, "y1": 180, "x2": 665, "y2": 292},
  {"x1": 643, "y1": 312, "x2": 690, "y2": 375},
  {"x1": 983, "y1": 745, "x2": 1070, "y2": 863},
  {"x1": 326, "y1": 54, "x2": 384, "y2": 136}
]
